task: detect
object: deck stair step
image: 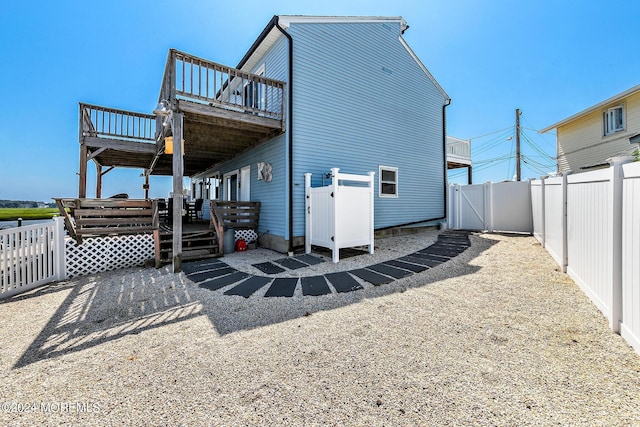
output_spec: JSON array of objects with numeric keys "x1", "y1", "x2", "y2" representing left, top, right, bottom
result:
[{"x1": 155, "y1": 228, "x2": 220, "y2": 266}]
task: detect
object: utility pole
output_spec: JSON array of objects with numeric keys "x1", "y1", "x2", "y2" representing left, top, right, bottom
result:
[{"x1": 515, "y1": 108, "x2": 521, "y2": 181}]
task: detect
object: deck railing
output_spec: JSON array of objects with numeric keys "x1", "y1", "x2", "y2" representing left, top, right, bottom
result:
[
  {"x1": 446, "y1": 137, "x2": 471, "y2": 160},
  {"x1": 158, "y1": 49, "x2": 286, "y2": 121},
  {"x1": 80, "y1": 103, "x2": 157, "y2": 142}
]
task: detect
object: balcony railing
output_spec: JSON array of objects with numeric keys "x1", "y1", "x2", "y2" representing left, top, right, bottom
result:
[
  {"x1": 158, "y1": 49, "x2": 286, "y2": 121},
  {"x1": 80, "y1": 103, "x2": 156, "y2": 143},
  {"x1": 446, "y1": 137, "x2": 471, "y2": 163}
]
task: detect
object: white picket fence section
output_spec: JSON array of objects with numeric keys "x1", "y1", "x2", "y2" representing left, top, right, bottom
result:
[
  {"x1": 448, "y1": 181, "x2": 533, "y2": 233},
  {"x1": 0, "y1": 218, "x2": 65, "y2": 298},
  {"x1": 305, "y1": 168, "x2": 375, "y2": 263},
  {"x1": 1, "y1": 217, "x2": 154, "y2": 299},
  {"x1": 531, "y1": 157, "x2": 640, "y2": 355}
]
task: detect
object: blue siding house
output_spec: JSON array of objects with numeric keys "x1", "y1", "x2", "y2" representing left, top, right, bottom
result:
[
  {"x1": 76, "y1": 15, "x2": 450, "y2": 259},
  {"x1": 193, "y1": 16, "x2": 450, "y2": 252}
]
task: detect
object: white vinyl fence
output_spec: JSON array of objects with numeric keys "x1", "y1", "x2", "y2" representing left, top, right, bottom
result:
[
  {"x1": 305, "y1": 168, "x2": 375, "y2": 263},
  {"x1": 448, "y1": 181, "x2": 533, "y2": 233},
  {"x1": 531, "y1": 157, "x2": 640, "y2": 355},
  {"x1": 0, "y1": 218, "x2": 65, "y2": 298},
  {"x1": 1, "y1": 217, "x2": 154, "y2": 299}
]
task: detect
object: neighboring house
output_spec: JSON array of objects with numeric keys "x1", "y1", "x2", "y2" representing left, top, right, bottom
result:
[
  {"x1": 77, "y1": 15, "x2": 450, "y2": 254},
  {"x1": 541, "y1": 84, "x2": 640, "y2": 173}
]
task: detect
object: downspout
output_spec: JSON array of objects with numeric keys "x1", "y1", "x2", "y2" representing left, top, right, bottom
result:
[
  {"x1": 442, "y1": 98, "x2": 452, "y2": 223},
  {"x1": 275, "y1": 19, "x2": 295, "y2": 254}
]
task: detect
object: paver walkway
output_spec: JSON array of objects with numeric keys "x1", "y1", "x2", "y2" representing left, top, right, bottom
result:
[{"x1": 183, "y1": 231, "x2": 470, "y2": 297}]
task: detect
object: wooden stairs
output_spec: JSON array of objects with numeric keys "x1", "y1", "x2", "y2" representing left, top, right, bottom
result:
[{"x1": 154, "y1": 225, "x2": 220, "y2": 267}]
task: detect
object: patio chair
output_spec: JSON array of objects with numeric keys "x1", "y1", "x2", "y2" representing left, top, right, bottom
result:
[{"x1": 189, "y1": 198, "x2": 204, "y2": 222}]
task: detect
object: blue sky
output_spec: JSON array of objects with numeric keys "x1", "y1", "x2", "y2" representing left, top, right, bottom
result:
[{"x1": 1, "y1": 0, "x2": 639, "y2": 202}]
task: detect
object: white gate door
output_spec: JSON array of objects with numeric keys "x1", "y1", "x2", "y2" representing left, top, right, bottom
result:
[{"x1": 455, "y1": 184, "x2": 486, "y2": 230}]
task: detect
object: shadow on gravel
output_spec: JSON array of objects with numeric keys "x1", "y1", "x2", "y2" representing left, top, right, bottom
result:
[{"x1": 12, "y1": 232, "x2": 498, "y2": 368}]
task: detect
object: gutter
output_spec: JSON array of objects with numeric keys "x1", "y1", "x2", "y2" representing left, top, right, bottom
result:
[
  {"x1": 442, "y1": 98, "x2": 452, "y2": 222},
  {"x1": 274, "y1": 19, "x2": 295, "y2": 254}
]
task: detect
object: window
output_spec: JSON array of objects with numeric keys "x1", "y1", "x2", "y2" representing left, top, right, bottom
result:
[
  {"x1": 603, "y1": 105, "x2": 625, "y2": 136},
  {"x1": 379, "y1": 166, "x2": 398, "y2": 198}
]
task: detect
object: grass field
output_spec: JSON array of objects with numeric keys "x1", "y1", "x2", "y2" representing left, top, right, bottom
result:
[{"x1": 0, "y1": 208, "x2": 60, "y2": 221}]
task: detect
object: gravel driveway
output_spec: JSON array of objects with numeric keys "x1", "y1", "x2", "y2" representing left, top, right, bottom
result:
[{"x1": 1, "y1": 231, "x2": 639, "y2": 426}]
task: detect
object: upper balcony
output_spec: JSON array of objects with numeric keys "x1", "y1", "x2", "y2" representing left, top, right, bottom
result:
[
  {"x1": 446, "y1": 136, "x2": 471, "y2": 169},
  {"x1": 154, "y1": 49, "x2": 286, "y2": 175},
  {"x1": 79, "y1": 49, "x2": 286, "y2": 184}
]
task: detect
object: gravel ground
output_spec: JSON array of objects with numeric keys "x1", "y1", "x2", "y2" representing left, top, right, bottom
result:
[{"x1": 1, "y1": 230, "x2": 639, "y2": 426}]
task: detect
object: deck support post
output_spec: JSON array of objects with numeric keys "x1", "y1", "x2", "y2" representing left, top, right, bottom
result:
[
  {"x1": 171, "y1": 112, "x2": 184, "y2": 273},
  {"x1": 79, "y1": 143, "x2": 88, "y2": 198},
  {"x1": 95, "y1": 163, "x2": 102, "y2": 199}
]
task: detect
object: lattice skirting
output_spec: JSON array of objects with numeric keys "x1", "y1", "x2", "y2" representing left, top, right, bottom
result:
[{"x1": 65, "y1": 234, "x2": 154, "y2": 278}]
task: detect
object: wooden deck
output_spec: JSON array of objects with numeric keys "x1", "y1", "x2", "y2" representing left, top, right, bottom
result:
[
  {"x1": 78, "y1": 49, "x2": 286, "y2": 195},
  {"x1": 75, "y1": 49, "x2": 280, "y2": 271}
]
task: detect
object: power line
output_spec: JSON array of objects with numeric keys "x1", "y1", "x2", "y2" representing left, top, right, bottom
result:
[{"x1": 467, "y1": 126, "x2": 515, "y2": 141}]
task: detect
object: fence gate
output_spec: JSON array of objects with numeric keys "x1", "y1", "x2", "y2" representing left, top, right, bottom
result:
[{"x1": 448, "y1": 181, "x2": 533, "y2": 233}]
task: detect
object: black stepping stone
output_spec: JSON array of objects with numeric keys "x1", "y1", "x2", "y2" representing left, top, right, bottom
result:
[
  {"x1": 349, "y1": 268, "x2": 394, "y2": 286},
  {"x1": 182, "y1": 259, "x2": 226, "y2": 274},
  {"x1": 383, "y1": 259, "x2": 428, "y2": 273},
  {"x1": 399, "y1": 255, "x2": 443, "y2": 267},
  {"x1": 199, "y1": 272, "x2": 250, "y2": 291},
  {"x1": 275, "y1": 257, "x2": 308, "y2": 270},
  {"x1": 430, "y1": 243, "x2": 466, "y2": 251},
  {"x1": 324, "y1": 272, "x2": 363, "y2": 293},
  {"x1": 301, "y1": 276, "x2": 332, "y2": 296},
  {"x1": 264, "y1": 278, "x2": 299, "y2": 297},
  {"x1": 252, "y1": 262, "x2": 286, "y2": 275},
  {"x1": 224, "y1": 276, "x2": 272, "y2": 298},
  {"x1": 435, "y1": 241, "x2": 469, "y2": 248},
  {"x1": 367, "y1": 263, "x2": 413, "y2": 279},
  {"x1": 187, "y1": 267, "x2": 236, "y2": 283},
  {"x1": 414, "y1": 250, "x2": 453, "y2": 260},
  {"x1": 294, "y1": 254, "x2": 324, "y2": 266}
]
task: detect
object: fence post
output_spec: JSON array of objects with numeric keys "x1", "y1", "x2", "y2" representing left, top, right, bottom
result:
[
  {"x1": 368, "y1": 171, "x2": 375, "y2": 255},
  {"x1": 53, "y1": 217, "x2": 67, "y2": 281},
  {"x1": 540, "y1": 177, "x2": 546, "y2": 248},
  {"x1": 448, "y1": 185, "x2": 457, "y2": 230},
  {"x1": 304, "y1": 173, "x2": 312, "y2": 255},
  {"x1": 560, "y1": 172, "x2": 569, "y2": 273},
  {"x1": 453, "y1": 184, "x2": 461, "y2": 230},
  {"x1": 609, "y1": 156, "x2": 632, "y2": 333},
  {"x1": 330, "y1": 168, "x2": 340, "y2": 263},
  {"x1": 484, "y1": 182, "x2": 493, "y2": 233}
]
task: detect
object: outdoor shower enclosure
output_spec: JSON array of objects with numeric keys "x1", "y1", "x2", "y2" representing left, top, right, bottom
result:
[{"x1": 304, "y1": 168, "x2": 375, "y2": 263}]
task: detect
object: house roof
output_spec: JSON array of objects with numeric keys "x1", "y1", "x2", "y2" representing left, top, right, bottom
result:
[
  {"x1": 540, "y1": 83, "x2": 640, "y2": 133},
  {"x1": 236, "y1": 15, "x2": 449, "y2": 102}
]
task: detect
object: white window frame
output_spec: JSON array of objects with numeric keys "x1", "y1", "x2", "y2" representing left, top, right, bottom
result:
[
  {"x1": 379, "y1": 165, "x2": 398, "y2": 198},
  {"x1": 603, "y1": 104, "x2": 625, "y2": 136}
]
